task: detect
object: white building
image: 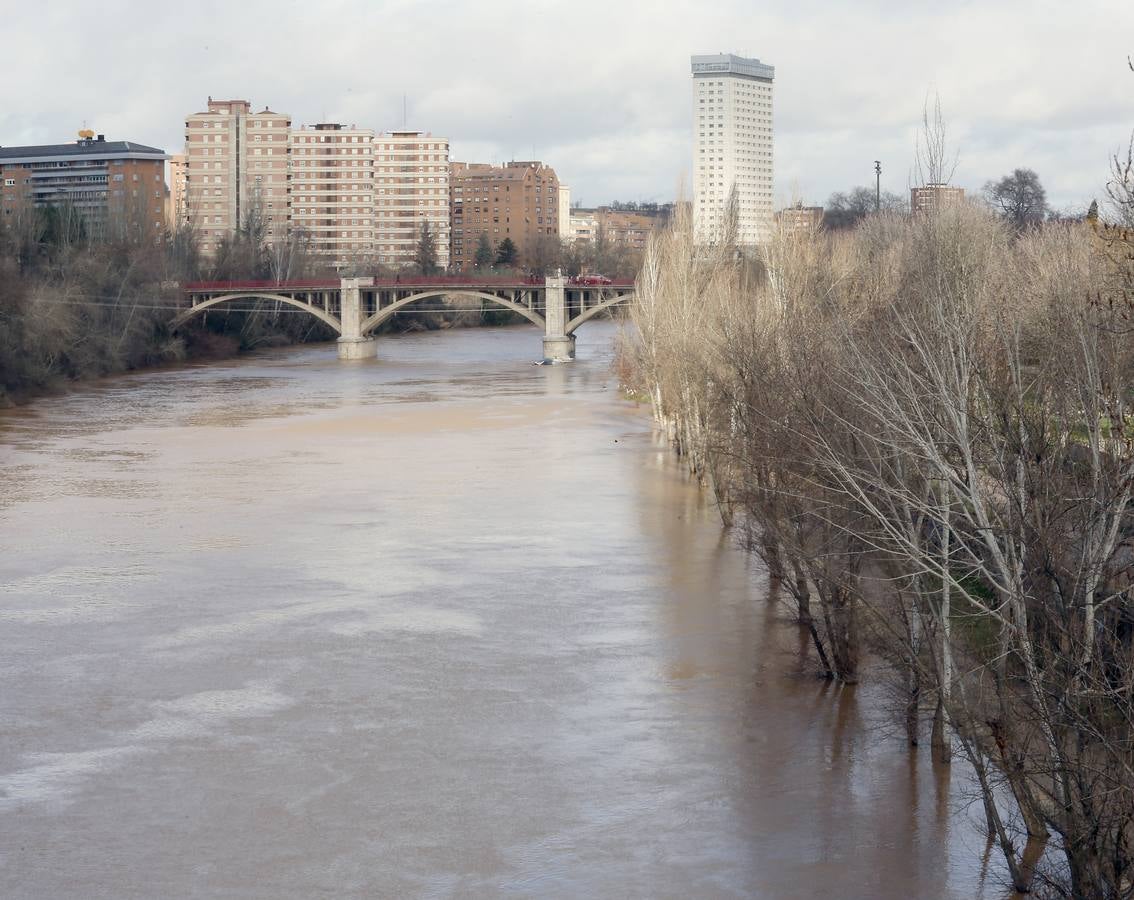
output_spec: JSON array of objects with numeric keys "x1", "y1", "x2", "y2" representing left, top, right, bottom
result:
[
  {"x1": 569, "y1": 210, "x2": 598, "y2": 244},
  {"x1": 557, "y1": 184, "x2": 571, "y2": 240},
  {"x1": 691, "y1": 53, "x2": 774, "y2": 245}
]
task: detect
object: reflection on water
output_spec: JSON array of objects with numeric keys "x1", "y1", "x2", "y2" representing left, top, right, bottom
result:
[{"x1": 0, "y1": 324, "x2": 1007, "y2": 898}]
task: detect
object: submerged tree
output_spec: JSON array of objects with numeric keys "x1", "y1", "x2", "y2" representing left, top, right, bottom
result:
[{"x1": 630, "y1": 195, "x2": 1134, "y2": 896}]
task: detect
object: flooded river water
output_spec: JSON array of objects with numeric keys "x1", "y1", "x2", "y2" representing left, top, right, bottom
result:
[{"x1": 0, "y1": 323, "x2": 1007, "y2": 897}]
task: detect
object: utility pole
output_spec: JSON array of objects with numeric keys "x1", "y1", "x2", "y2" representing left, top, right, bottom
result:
[{"x1": 874, "y1": 160, "x2": 882, "y2": 213}]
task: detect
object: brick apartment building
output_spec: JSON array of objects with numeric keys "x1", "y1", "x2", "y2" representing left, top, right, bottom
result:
[
  {"x1": 291, "y1": 123, "x2": 376, "y2": 262},
  {"x1": 595, "y1": 208, "x2": 659, "y2": 251},
  {"x1": 911, "y1": 184, "x2": 965, "y2": 216},
  {"x1": 567, "y1": 207, "x2": 663, "y2": 251},
  {"x1": 775, "y1": 204, "x2": 824, "y2": 234},
  {"x1": 182, "y1": 100, "x2": 450, "y2": 268},
  {"x1": 167, "y1": 153, "x2": 187, "y2": 228},
  {"x1": 449, "y1": 160, "x2": 559, "y2": 269},
  {"x1": 0, "y1": 134, "x2": 168, "y2": 239},
  {"x1": 177, "y1": 98, "x2": 604, "y2": 272},
  {"x1": 375, "y1": 131, "x2": 450, "y2": 269},
  {"x1": 183, "y1": 99, "x2": 291, "y2": 254}
]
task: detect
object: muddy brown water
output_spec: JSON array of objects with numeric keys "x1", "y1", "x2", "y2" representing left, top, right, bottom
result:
[{"x1": 0, "y1": 323, "x2": 1009, "y2": 898}]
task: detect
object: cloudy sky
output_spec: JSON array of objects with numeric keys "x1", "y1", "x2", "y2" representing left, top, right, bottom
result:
[{"x1": 2, "y1": 0, "x2": 1131, "y2": 212}]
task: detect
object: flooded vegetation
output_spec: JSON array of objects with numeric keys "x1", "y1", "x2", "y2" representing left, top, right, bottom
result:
[{"x1": 628, "y1": 202, "x2": 1134, "y2": 897}]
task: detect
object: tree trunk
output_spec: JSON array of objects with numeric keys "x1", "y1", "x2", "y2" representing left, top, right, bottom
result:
[
  {"x1": 905, "y1": 665, "x2": 920, "y2": 746},
  {"x1": 762, "y1": 532, "x2": 785, "y2": 584},
  {"x1": 930, "y1": 697, "x2": 950, "y2": 763},
  {"x1": 808, "y1": 619, "x2": 836, "y2": 680},
  {"x1": 792, "y1": 559, "x2": 812, "y2": 625},
  {"x1": 820, "y1": 581, "x2": 859, "y2": 684},
  {"x1": 966, "y1": 740, "x2": 1031, "y2": 893},
  {"x1": 989, "y1": 720, "x2": 1050, "y2": 841}
]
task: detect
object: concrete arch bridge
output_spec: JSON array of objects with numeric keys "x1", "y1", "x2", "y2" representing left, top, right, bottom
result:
[{"x1": 172, "y1": 275, "x2": 636, "y2": 360}]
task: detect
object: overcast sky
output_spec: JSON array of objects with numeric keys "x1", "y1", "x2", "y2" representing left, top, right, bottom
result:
[{"x1": 2, "y1": 0, "x2": 1131, "y2": 212}]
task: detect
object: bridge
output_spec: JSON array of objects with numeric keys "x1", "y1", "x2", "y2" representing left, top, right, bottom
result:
[{"x1": 173, "y1": 275, "x2": 636, "y2": 361}]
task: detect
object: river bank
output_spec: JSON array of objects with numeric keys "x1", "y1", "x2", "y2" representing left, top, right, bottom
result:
[{"x1": 0, "y1": 300, "x2": 532, "y2": 408}]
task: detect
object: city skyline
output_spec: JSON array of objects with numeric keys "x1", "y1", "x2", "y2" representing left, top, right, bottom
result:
[{"x1": 1, "y1": 1, "x2": 1132, "y2": 214}]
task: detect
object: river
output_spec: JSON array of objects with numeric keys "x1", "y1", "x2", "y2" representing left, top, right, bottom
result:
[{"x1": 0, "y1": 323, "x2": 1008, "y2": 898}]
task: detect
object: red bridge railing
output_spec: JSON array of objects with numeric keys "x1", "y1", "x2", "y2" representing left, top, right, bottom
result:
[
  {"x1": 183, "y1": 279, "x2": 337, "y2": 292},
  {"x1": 183, "y1": 276, "x2": 636, "y2": 292}
]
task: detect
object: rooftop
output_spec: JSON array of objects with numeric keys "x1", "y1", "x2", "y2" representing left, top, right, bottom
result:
[
  {"x1": 451, "y1": 161, "x2": 556, "y2": 181},
  {"x1": 0, "y1": 138, "x2": 167, "y2": 161},
  {"x1": 691, "y1": 53, "x2": 775, "y2": 81}
]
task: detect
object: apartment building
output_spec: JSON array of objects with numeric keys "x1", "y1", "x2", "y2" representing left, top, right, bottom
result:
[
  {"x1": 183, "y1": 99, "x2": 291, "y2": 254},
  {"x1": 374, "y1": 131, "x2": 449, "y2": 269},
  {"x1": 569, "y1": 209, "x2": 598, "y2": 243},
  {"x1": 596, "y1": 208, "x2": 659, "y2": 251},
  {"x1": 567, "y1": 207, "x2": 661, "y2": 251},
  {"x1": 557, "y1": 185, "x2": 571, "y2": 240},
  {"x1": 449, "y1": 160, "x2": 559, "y2": 269},
  {"x1": 168, "y1": 153, "x2": 187, "y2": 228},
  {"x1": 0, "y1": 134, "x2": 167, "y2": 239},
  {"x1": 692, "y1": 53, "x2": 775, "y2": 245},
  {"x1": 776, "y1": 204, "x2": 824, "y2": 235},
  {"x1": 290, "y1": 123, "x2": 375, "y2": 262},
  {"x1": 911, "y1": 184, "x2": 965, "y2": 216}
]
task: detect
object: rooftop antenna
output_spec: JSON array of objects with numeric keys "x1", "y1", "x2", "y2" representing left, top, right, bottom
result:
[{"x1": 403, "y1": 94, "x2": 407, "y2": 129}]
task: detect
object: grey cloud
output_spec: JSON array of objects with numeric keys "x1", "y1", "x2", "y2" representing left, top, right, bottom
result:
[{"x1": 1, "y1": 0, "x2": 1131, "y2": 210}]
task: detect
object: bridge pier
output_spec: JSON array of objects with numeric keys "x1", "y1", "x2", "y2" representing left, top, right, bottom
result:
[
  {"x1": 337, "y1": 337, "x2": 376, "y2": 360},
  {"x1": 542, "y1": 334, "x2": 576, "y2": 361},
  {"x1": 542, "y1": 274, "x2": 576, "y2": 362},
  {"x1": 337, "y1": 276, "x2": 376, "y2": 360}
]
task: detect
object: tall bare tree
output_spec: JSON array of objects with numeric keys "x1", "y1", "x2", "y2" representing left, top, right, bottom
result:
[
  {"x1": 984, "y1": 168, "x2": 1049, "y2": 229},
  {"x1": 913, "y1": 93, "x2": 959, "y2": 187},
  {"x1": 630, "y1": 190, "x2": 1134, "y2": 897}
]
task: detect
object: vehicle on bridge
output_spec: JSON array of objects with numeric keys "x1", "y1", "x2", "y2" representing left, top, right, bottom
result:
[{"x1": 570, "y1": 274, "x2": 613, "y2": 286}]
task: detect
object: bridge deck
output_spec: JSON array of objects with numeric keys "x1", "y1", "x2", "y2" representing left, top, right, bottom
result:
[{"x1": 183, "y1": 277, "x2": 636, "y2": 293}]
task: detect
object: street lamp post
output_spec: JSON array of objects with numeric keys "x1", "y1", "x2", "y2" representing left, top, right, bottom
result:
[{"x1": 874, "y1": 160, "x2": 882, "y2": 213}]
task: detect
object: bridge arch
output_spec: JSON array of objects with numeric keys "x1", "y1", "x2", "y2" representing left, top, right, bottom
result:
[
  {"x1": 170, "y1": 293, "x2": 343, "y2": 333},
  {"x1": 360, "y1": 290, "x2": 545, "y2": 335},
  {"x1": 565, "y1": 291, "x2": 635, "y2": 335}
]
